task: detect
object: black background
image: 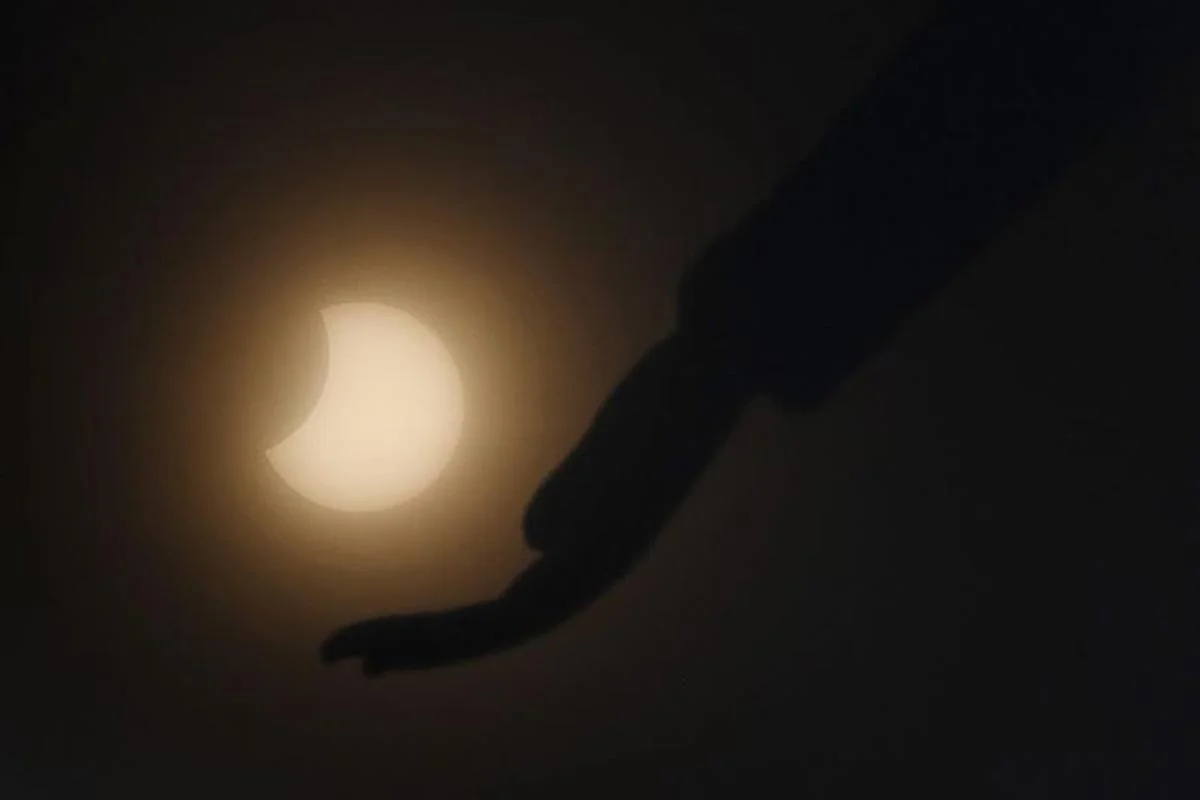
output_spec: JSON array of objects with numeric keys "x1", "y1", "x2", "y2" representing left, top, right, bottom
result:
[{"x1": 7, "y1": 1, "x2": 1198, "y2": 796}]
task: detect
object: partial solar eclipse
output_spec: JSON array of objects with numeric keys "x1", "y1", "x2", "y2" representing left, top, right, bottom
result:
[{"x1": 266, "y1": 302, "x2": 464, "y2": 512}]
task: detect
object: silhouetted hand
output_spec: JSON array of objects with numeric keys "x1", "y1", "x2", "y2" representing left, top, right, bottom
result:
[
  {"x1": 320, "y1": 602, "x2": 512, "y2": 674},
  {"x1": 320, "y1": 331, "x2": 753, "y2": 675}
]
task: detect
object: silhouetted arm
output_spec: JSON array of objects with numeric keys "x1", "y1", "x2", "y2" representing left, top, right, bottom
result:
[
  {"x1": 681, "y1": 0, "x2": 1196, "y2": 410},
  {"x1": 321, "y1": 0, "x2": 1196, "y2": 674},
  {"x1": 322, "y1": 332, "x2": 750, "y2": 672}
]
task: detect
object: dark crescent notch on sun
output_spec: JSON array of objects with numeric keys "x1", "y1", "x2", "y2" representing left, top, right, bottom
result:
[{"x1": 264, "y1": 302, "x2": 465, "y2": 513}]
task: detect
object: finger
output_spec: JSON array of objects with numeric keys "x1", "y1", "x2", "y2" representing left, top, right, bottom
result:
[
  {"x1": 361, "y1": 653, "x2": 387, "y2": 677},
  {"x1": 320, "y1": 618, "x2": 391, "y2": 663},
  {"x1": 320, "y1": 613, "x2": 450, "y2": 669},
  {"x1": 319, "y1": 629, "x2": 359, "y2": 663}
]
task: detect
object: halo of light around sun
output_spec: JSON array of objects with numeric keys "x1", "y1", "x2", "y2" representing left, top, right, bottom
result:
[{"x1": 266, "y1": 302, "x2": 464, "y2": 512}]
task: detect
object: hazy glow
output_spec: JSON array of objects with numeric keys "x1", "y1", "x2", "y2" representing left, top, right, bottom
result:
[{"x1": 266, "y1": 302, "x2": 464, "y2": 512}]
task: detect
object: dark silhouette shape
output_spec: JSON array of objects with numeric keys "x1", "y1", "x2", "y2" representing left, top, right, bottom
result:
[
  {"x1": 321, "y1": 0, "x2": 1196, "y2": 674},
  {"x1": 325, "y1": 334, "x2": 752, "y2": 672}
]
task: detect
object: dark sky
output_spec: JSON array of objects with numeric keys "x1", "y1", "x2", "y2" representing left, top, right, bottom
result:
[{"x1": 7, "y1": 1, "x2": 1199, "y2": 796}]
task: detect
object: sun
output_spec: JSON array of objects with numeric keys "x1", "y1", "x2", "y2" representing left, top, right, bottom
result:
[{"x1": 265, "y1": 302, "x2": 464, "y2": 512}]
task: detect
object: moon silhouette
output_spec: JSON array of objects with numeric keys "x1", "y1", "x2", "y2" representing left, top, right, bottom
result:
[{"x1": 266, "y1": 302, "x2": 464, "y2": 512}]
